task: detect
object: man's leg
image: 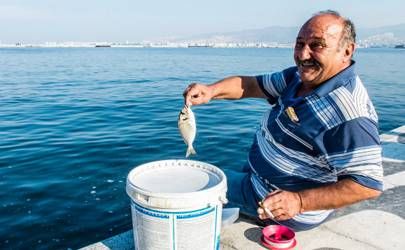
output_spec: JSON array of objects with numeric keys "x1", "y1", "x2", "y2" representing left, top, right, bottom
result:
[{"x1": 223, "y1": 169, "x2": 260, "y2": 218}]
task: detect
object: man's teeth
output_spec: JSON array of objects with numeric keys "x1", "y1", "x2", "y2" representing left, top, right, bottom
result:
[{"x1": 301, "y1": 61, "x2": 315, "y2": 66}]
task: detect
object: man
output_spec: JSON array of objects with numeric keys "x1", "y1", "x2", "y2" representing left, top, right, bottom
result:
[{"x1": 183, "y1": 10, "x2": 383, "y2": 231}]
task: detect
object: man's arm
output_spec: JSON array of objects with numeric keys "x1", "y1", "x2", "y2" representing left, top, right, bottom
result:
[
  {"x1": 258, "y1": 178, "x2": 382, "y2": 221},
  {"x1": 183, "y1": 76, "x2": 267, "y2": 106},
  {"x1": 299, "y1": 178, "x2": 381, "y2": 211}
]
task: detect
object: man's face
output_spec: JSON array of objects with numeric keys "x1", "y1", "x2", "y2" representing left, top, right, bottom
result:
[{"x1": 294, "y1": 15, "x2": 351, "y2": 86}]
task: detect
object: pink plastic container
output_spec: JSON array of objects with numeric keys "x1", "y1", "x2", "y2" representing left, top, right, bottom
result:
[{"x1": 261, "y1": 225, "x2": 296, "y2": 249}]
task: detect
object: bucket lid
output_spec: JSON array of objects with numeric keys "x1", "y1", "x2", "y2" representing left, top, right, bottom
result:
[{"x1": 126, "y1": 159, "x2": 227, "y2": 209}]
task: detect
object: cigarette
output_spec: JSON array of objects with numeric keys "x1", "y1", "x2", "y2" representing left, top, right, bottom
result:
[{"x1": 259, "y1": 201, "x2": 274, "y2": 219}]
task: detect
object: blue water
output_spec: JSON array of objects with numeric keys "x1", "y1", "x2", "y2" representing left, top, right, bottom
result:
[{"x1": 0, "y1": 48, "x2": 404, "y2": 249}]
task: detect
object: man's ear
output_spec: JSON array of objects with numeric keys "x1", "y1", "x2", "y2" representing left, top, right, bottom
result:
[{"x1": 343, "y1": 43, "x2": 355, "y2": 62}]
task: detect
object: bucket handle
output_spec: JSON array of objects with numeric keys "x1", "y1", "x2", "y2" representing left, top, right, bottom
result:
[
  {"x1": 208, "y1": 196, "x2": 228, "y2": 207},
  {"x1": 136, "y1": 193, "x2": 149, "y2": 204},
  {"x1": 219, "y1": 196, "x2": 228, "y2": 204}
]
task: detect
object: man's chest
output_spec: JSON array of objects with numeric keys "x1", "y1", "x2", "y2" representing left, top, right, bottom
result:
[{"x1": 263, "y1": 100, "x2": 325, "y2": 155}]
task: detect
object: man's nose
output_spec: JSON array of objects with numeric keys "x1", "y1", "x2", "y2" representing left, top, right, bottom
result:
[{"x1": 295, "y1": 44, "x2": 311, "y2": 60}]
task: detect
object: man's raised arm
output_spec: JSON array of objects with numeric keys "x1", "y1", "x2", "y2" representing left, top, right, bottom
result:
[{"x1": 183, "y1": 76, "x2": 267, "y2": 106}]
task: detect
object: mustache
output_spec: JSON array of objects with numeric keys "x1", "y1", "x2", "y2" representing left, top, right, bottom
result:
[{"x1": 296, "y1": 59, "x2": 320, "y2": 67}]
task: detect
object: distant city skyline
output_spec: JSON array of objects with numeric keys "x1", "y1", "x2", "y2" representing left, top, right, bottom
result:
[{"x1": 1, "y1": 0, "x2": 405, "y2": 43}]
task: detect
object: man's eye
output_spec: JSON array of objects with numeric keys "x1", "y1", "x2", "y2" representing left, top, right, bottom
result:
[
  {"x1": 295, "y1": 42, "x2": 304, "y2": 49},
  {"x1": 309, "y1": 42, "x2": 325, "y2": 50}
]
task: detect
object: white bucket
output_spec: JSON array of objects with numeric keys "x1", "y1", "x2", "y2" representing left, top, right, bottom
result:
[{"x1": 126, "y1": 159, "x2": 227, "y2": 250}]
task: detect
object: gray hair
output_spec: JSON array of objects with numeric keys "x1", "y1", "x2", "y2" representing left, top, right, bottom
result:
[{"x1": 314, "y1": 10, "x2": 356, "y2": 47}]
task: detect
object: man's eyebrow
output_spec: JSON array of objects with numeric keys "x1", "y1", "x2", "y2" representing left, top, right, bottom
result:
[
  {"x1": 311, "y1": 37, "x2": 326, "y2": 42},
  {"x1": 296, "y1": 37, "x2": 326, "y2": 43}
]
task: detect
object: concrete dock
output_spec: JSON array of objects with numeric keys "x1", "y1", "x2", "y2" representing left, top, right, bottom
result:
[{"x1": 82, "y1": 125, "x2": 405, "y2": 250}]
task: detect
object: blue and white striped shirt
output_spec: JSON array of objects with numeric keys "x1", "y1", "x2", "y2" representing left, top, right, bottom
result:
[{"x1": 250, "y1": 62, "x2": 383, "y2": 225}]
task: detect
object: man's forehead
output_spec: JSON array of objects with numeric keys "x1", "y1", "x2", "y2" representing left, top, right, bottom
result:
[{"x1": 297, "y1": 21, "x2": 343, "y2": 41}]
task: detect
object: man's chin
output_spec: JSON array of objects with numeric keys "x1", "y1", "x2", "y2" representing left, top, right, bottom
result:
[{"x1": 299, "y1": 73, "x2": 317, "y2": 83}]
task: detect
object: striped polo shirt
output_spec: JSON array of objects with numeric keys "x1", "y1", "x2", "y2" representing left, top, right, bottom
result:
[{"x1": 250, "y1": 62, "x2": 383, "y2": 226}]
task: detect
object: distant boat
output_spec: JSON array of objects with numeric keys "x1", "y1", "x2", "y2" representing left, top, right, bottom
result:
[
  {"x1": 95, "y1": 44, "x2": 111, "y2": 48},
  {"x1": 187, "y1": 44, "x2": 213, "y2": 48},
  {"x1": 394, "y1": 44, "x2": 405, "y2": 49}
]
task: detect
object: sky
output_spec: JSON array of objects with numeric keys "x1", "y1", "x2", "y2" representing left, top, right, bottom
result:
[{"x1": 1, "y1": 0, "x2": 405, "y2": 43}]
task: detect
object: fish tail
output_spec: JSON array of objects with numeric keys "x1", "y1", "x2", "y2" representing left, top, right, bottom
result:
[{"x1": 185, "y1": 145, "x2": 196, "y2": 158}]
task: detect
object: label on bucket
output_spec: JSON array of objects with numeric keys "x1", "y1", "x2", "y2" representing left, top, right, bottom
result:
[{"x1": 131, "y1": 202, "x2": 221, "y2": 250}]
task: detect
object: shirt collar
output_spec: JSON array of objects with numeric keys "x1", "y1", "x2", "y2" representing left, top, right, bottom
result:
[{"x1": 312, "y1": 60, "x2": 356, "y2": 97}]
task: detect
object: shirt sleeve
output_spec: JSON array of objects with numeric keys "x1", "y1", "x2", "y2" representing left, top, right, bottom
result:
[
  {"x1": 255, "y1": 67, "x2": 296, "y2": 104},
  {"x1": 322, "y1": 117, "x2": 383, "y2": 191}
]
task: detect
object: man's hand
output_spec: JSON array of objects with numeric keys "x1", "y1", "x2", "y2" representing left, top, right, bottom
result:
[
  {"x1": 183, "y1": 83, "x2": 213, "y2": 106},
  {"x1": 257, "y1": 190, "x2": 302, "y2": 221}
]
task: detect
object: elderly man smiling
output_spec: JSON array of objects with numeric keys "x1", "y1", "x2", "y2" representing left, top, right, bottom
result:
[{"x1": 183, "y1": 10, "x2": 383, "y2": 231}]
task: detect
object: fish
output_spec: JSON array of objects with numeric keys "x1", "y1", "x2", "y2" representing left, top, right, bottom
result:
[{"x1": 178, "y1": 105, "x2": 197, "y2": 157}]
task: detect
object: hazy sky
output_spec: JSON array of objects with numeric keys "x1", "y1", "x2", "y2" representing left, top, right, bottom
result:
[{"x1": 1, "y1": 0, "x2": 405, "y2": 43}]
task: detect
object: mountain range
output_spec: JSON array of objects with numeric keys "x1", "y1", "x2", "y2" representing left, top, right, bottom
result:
[{"x1": 172, "y1": 24, "x2": 405, "y2": 47}]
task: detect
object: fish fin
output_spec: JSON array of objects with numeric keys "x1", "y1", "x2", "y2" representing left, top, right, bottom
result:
[{"x1": 185, "y1": 145, "x2": 196, "y2": 158}]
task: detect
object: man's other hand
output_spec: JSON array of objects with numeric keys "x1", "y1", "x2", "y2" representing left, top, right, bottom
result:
[{"x1": 257, "y1": 190, "x2": 303, "y2": 221}]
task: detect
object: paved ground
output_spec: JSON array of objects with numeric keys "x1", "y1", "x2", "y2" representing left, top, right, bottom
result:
[{"x1": 82, "y1": 126, "x2": 405, "y2": 250}]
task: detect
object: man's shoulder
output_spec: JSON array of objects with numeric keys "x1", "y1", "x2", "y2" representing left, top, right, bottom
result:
[
  {"x1": 330, "y1": 76, "x2": 378, "y2": 122},
  {"x1": 306, "y1": 76, "x2": 378, "y2": 130},
  {"x1": 266, "y1": 66, "x2": 300, "y2": 89},
  {"x1": 256, "y1": 66, "x2": 299, "y2": 101}
]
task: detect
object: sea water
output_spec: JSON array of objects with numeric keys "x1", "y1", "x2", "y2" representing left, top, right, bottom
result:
[{"x1": 0, "y1": 47, "x2": 404, "y2": 249}]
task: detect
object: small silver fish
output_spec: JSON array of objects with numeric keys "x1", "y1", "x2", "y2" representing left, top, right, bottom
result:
[{"x1": 178, "y1": 105, "x2": 196, "y2": 157}]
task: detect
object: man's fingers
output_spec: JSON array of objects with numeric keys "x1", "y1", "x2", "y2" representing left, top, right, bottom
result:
[
  {"x1": 258, "y1": 204, "x2": 288, "y2": 221},
  {"x1": 257, "y1": 207, "x2": 273, "y2": 220},
  {"x1": 259, "y1": 190, "x2": 302, "y2": 221},
  {"x1": 183, "y1": 84, "x2": 194, "y2": 102},
  {"x1": 183, "y1": 83, "x2": 202, "y2": 105},
  {"x1": 258, "y1": 201, "x2": 277, "y2": 219},
  {"x1": 274, "y1": 213, "x2": 290, "y2": 221},
  {"x1": 258, "y1": 190, "x2": 294, "y2": 220},
  {"x1": 183, "y1": 83, "x2": 196, "y2": 94},
  {"x1": 187, "y1": 92, "x2": 200, "y2": 106},
  {"x1": 270, "y1": 208, "x2": 284, "y2": 219},
  {"x1": 262, "y1": 196, "x2": 282, "y2": 210},
  {"x1": 188, "y1": 89, "x2": 200, "y2": 99},
  {"x1": 257, "y1": 207, "x2": 264, "y2": 216}
]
